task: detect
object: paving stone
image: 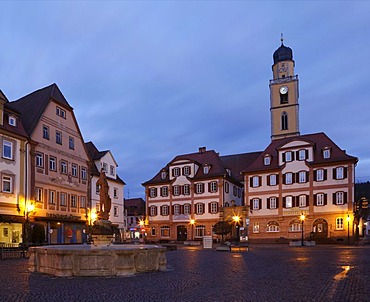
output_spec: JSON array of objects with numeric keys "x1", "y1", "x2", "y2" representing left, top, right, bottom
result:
[{"x1": 0, "y1": 245, "x2": 369, "y2": 301}]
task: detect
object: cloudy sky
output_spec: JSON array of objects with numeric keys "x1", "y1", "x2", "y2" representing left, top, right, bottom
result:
[{"x1": 1, "y1": 1, "x2": 369, "y2": 199}]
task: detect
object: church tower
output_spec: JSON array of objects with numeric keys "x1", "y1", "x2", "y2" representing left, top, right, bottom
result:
[{"x1": 269, "y1": 36, "x2": 300, "y2": 140}]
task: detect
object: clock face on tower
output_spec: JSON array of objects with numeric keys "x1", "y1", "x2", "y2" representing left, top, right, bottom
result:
[{"x1": 280, "y1": 86, "x2": 288, "y2": 94}]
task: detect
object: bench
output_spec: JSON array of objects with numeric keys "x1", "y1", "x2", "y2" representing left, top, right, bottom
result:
[{"x1": 0, "y1": 244, "x2": 26, "y2": 260}]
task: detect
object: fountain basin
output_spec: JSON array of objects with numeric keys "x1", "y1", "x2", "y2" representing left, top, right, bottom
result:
[{"x1": 28, "y1": 244, "x2": 167, "y2": 277}]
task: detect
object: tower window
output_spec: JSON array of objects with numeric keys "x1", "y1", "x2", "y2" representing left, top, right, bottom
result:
[{"x1": 281, "y1": 112, "x2": 288, "y2": 130}]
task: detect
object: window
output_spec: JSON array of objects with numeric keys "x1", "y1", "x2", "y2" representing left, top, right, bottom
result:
[
  {"x1": 151, "y1": 227, "x2": 156, "y2": 236},
  {"x1": 49, "y1": 157, "x2": 56, "y2": 171},
  {"x1": 173, "y1": 185, "x2": 180, "y2": 196},
  {"x1": 203, "y1": 166, "x2": 209, "y2": 174},
  {"x1": 81, "y1": 167, "x2": 87, "y2": 180},
  {"x1": 150, "y1": 206, "x2": 157, "y2": 216},
  {"x1": 149, "y1": 188, "x2": 157, "y2": 198},
  {"x1": 184, "y1": 204, "x2": 191, "y2": 215},
  {"x1": 225, "y1": 182, "x2": 229, "y2": 193},
  {"x1": 56, "y1": 106, "x2": 66, "y2": 118},
  {"x1": 2, "y1": 176, "x2": 12, "y2": 193},
  {"x1": 264, "y1": 156, "x2": 271, "y2": 166},
  {"x1": 233, "y1": 186, "x2": 237, "y2": 196},
  {"x1": 298, "y1": 149, "x2": 306, "y2": 160},
  {"x1": 56, "y1": 131, "x2": 62, "y2": 145},
  {"x1": 43, "y1": 125, "x2": 49, "y2": 139},
  {"x1": 195, "y1": 225, "x2": 206, "y2": 238},
  {"x1": 289, "y1": 221, "x2": 302, "y2": 232},
  {"x1": 285, "y1": 151, "x2": 292, "y2": 162},
  {"x1": 195, "y1": 183, "x2": 204, "y2": 194},
  {"x1": 161, "y1": 186, "x2": 169, "y2": 197},
  {"x1": 298, "y1": 171, "x2": 307, "y2": 183},
  {"x1": 252, "y1": 198, "x2": 260, "y2": 210},
  {"x1": 49, "y1": 190, "x2": 56, "y2": 204},
  {"x1": 253, "y1": 222, "x2": 259, "y2": 233},
  {"x1": 72, "y1": 164, "x2": 78, "y2": 177},
  {"x1": 114, "y1": 206, "x2": 118, "y2": 217},
  {"x1": 269, "y1": 197, "x2": 277, "y2": 209},
  {"x1": 36, "y1": 153, "x2": 44, "y2": 167},
  {"x1": 323, "y1": 149, "x2": 331, "y2": 159},
  {"x1": 3, "y1": 140, "x2": 13, "y2": 160},
  {"x1": 315, "y1": 169, "x2": 325, "y2": 181},
  {"x1": 210, "y1": 202, "x2": 218, "y2": 214},
  {"x1": 172, "y1": 167, "x2": 180, "y2": 177},
  {"x1": 69, "y1": 137, "x2": 74, "y2": 150},
  {"x1": 35, "y1": 188, "x2": 43, "y2": 202},
  {"x1": 161, "y1": 171, "x2": 167, "y2": 179},
  {"x1": 71, "y1": 195, "x2": 77, "y2": 207},
  {"x1": 8, "y1": 116, "x2": 16, "y2": 126},
  {"x1": 316, "y1": 193, "x2": 325, "y2": 206},
  {"x1": 80, "y1": 196, "x2": 86, "y2": 208},
  {"x1": 96, "y1": 203, "x2": 100, "y2": 212},
  {"x1": 269, "y1": 174, "x2": 277, "y2": 186},
  {"x1": 285, "y1": 196, "x2": 293, "y2": 208},
  {"x1": 183, "y1": 166, "x2": 190, "y2": 176},
  {"x1": 160, "y1": 226, "x2": 170, "y2": 238},
  {"x1": 60, "y1": 193, "x2": 67, "y2": 206},
  {"x1": 336, "y1": 218, "x2": 344, "y2": 230},
  {"x1": 102, "y1": 163, "x2": 108, "y2": 172},
  {"x1": 173, "y1": 204, "x2": 180, "y2": 216},
  {"x1": 113, "y1": 188, "x2": 118, "y2": 198},
  {"x1": 285, "y1": 172, "x2": 293, "y2": 185},
  {"x1": 196, "y1": 203, "x2": 204, "y2": 215},
  {"x1": 96, "y1": 184, "x2": 100, "y2": 195},
  {"x1": 110, "y1": 165, "x2": 115, "y2": 176},
  {"x1": 61, "y1": 160, "x2": 67, "y2": 174},
  {"x1": 281, "y1": 112, "x2": 288, "y2": 130},
  {"x1": 252, "y1": 176, "x2": 260, "y2": 188},
  {"x1": 183, "y1": 184, "x2": 190, "y2": 195},
  {"x1": 266, "y1": 221, "x2": 280, "y2": 232},
  {"x1": 161, "y1": 205, "x2": 169, "y2": 216},
  {"x1": 334, "y1": 167, "x2": 345, "y2": 180},
  {"x1": 299, "y1": 195, "x2": 307, "y2": 207},
  {"x1": 210, "y1": 181, "x2": 217, "y2": 193},
  {"x1": 238, "y1": 188, "x2": 241, "y2": 198},
  {"x1": 335, "y1": 192, "x2": 345, "y2": 205}
]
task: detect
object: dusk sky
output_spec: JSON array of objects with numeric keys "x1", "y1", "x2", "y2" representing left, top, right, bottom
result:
[{"x1": 1, "y1": 2, "x2": 369, "y2": 199}]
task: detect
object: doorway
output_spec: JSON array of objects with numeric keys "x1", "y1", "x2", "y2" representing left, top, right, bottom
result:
[
  {"x1": 312, "y1": 218, "x2": 328, "y2": 239},
  {"x1": 177, "y1": 225, "x2": 187, "y2": 241}
]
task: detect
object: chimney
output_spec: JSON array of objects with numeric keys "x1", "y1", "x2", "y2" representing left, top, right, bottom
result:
[{"x1": 199, "y1": 147, "x2": 206, "y2": 153}]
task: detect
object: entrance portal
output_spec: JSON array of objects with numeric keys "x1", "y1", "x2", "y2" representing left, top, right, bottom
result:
[
  {"x1": 177, "y1": 225, "x2": 187, "y2": 241},
  {"x1": 312, "y1": 218, "x2": 328, "y2": 239}
]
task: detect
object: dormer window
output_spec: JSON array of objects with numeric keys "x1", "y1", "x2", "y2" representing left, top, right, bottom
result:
[
  {"x1": 264, "y1": 155, "x2": 271, "y2": 166},
  {"x1": 183, "y1": 166, "x2": 190, "y2": 176},
  {"x1": 323, "y1": 148, "x2": 331, "y2": 159},
  {"x1": 226, "y1": 169, "x2": 231, "y2": 176},
  {"x1": 172, "y1": 167, "x2": 180, "y2": 177},
  {"x1": 8, "y1": 116, "x2": 16, "y2": 127},
  {"x1": 161, "y1": 171, "x2": 167, "y2": 179},
  {"x1": 203, "y1": 165, "x2": 209, "y2": 174},
  {"x1": 284, "y1": 151, "x2": 293, "y2": 162},
  {"x1": 102, "y1": 163, "x2": 107, "y2": 172}
]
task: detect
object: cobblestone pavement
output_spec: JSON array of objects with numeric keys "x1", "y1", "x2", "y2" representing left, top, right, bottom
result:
[{"x1": 0, "y1": 244, "x2": 369, "y2": 302}]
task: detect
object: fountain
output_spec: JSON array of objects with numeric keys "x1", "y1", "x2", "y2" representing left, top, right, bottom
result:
[{"x1": 28, "y1": 171, "x2": 167, "y2": 277}]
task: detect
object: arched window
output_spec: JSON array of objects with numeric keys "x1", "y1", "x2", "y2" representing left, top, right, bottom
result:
[
  {"x1": 281, "y1": 112, "x2": 288, "y2": 130},
  {"x1": 289, "y1": 220, "x2": 302, "y2": 232},
  {"x1": 266, "y1": 221, "x2": 280, "y2": 232}
]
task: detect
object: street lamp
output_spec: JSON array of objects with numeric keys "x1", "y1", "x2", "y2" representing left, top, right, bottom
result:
[
  {"x1": 190, "y1": 219, "x2": 195, "y2": 241},
  {"x1": 347, "y1": 215, "x2": 350, "y2": 245},
  {"x1": 232, "y1": 215, "x2": 240, "y2": 241},
  {"x1": 300, "y1": 214, "x2": 305, "y2": 247}
]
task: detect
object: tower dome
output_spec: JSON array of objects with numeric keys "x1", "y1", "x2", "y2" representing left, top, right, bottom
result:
[{"x1": 273, "y1": 43, "x2": 293, "y2": 64}]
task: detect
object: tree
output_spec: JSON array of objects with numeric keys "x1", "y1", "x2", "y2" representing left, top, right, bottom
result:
[{"x1": 213, "y1": 221, "x2": 232, "y2": 243}]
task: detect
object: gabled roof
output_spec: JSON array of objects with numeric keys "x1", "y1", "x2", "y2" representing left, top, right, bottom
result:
[
  {"x1": 124, "y1": 198, "x2": 145, "y2": 216},
  {"x1": 243, "y1": 132, "x2": 358, "y2": 174},
  {"x1": 143, "y1": 148, "x2": 259, "y2": 186},
  {"x1": 85, "y1": 141, "x2": 125, "y2": 185},
  {"x1": 7, "y1": 83, "x2": 72, "y2": 136},
  {"x1": 0, "y1": 90, "x2": 9, "y2": 103}
]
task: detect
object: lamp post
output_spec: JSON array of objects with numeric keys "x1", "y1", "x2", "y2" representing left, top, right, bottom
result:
[
  {"x1": 300, "y1": 214, "x2": 305, "y2": 247},
  {"x1": 232, "y1": 215, "x2": 240, "y2": 242},
  {"x1": 190, "y1": 219, "x2": 195, "y2": 241},
  {"x1": 347, "y1": 215, "x2": 350, "y2": 245}
]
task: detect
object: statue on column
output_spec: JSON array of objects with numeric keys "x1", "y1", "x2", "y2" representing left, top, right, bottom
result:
[{"x1": 96, "y1": 169, "x2": 111, "y2": 220}]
